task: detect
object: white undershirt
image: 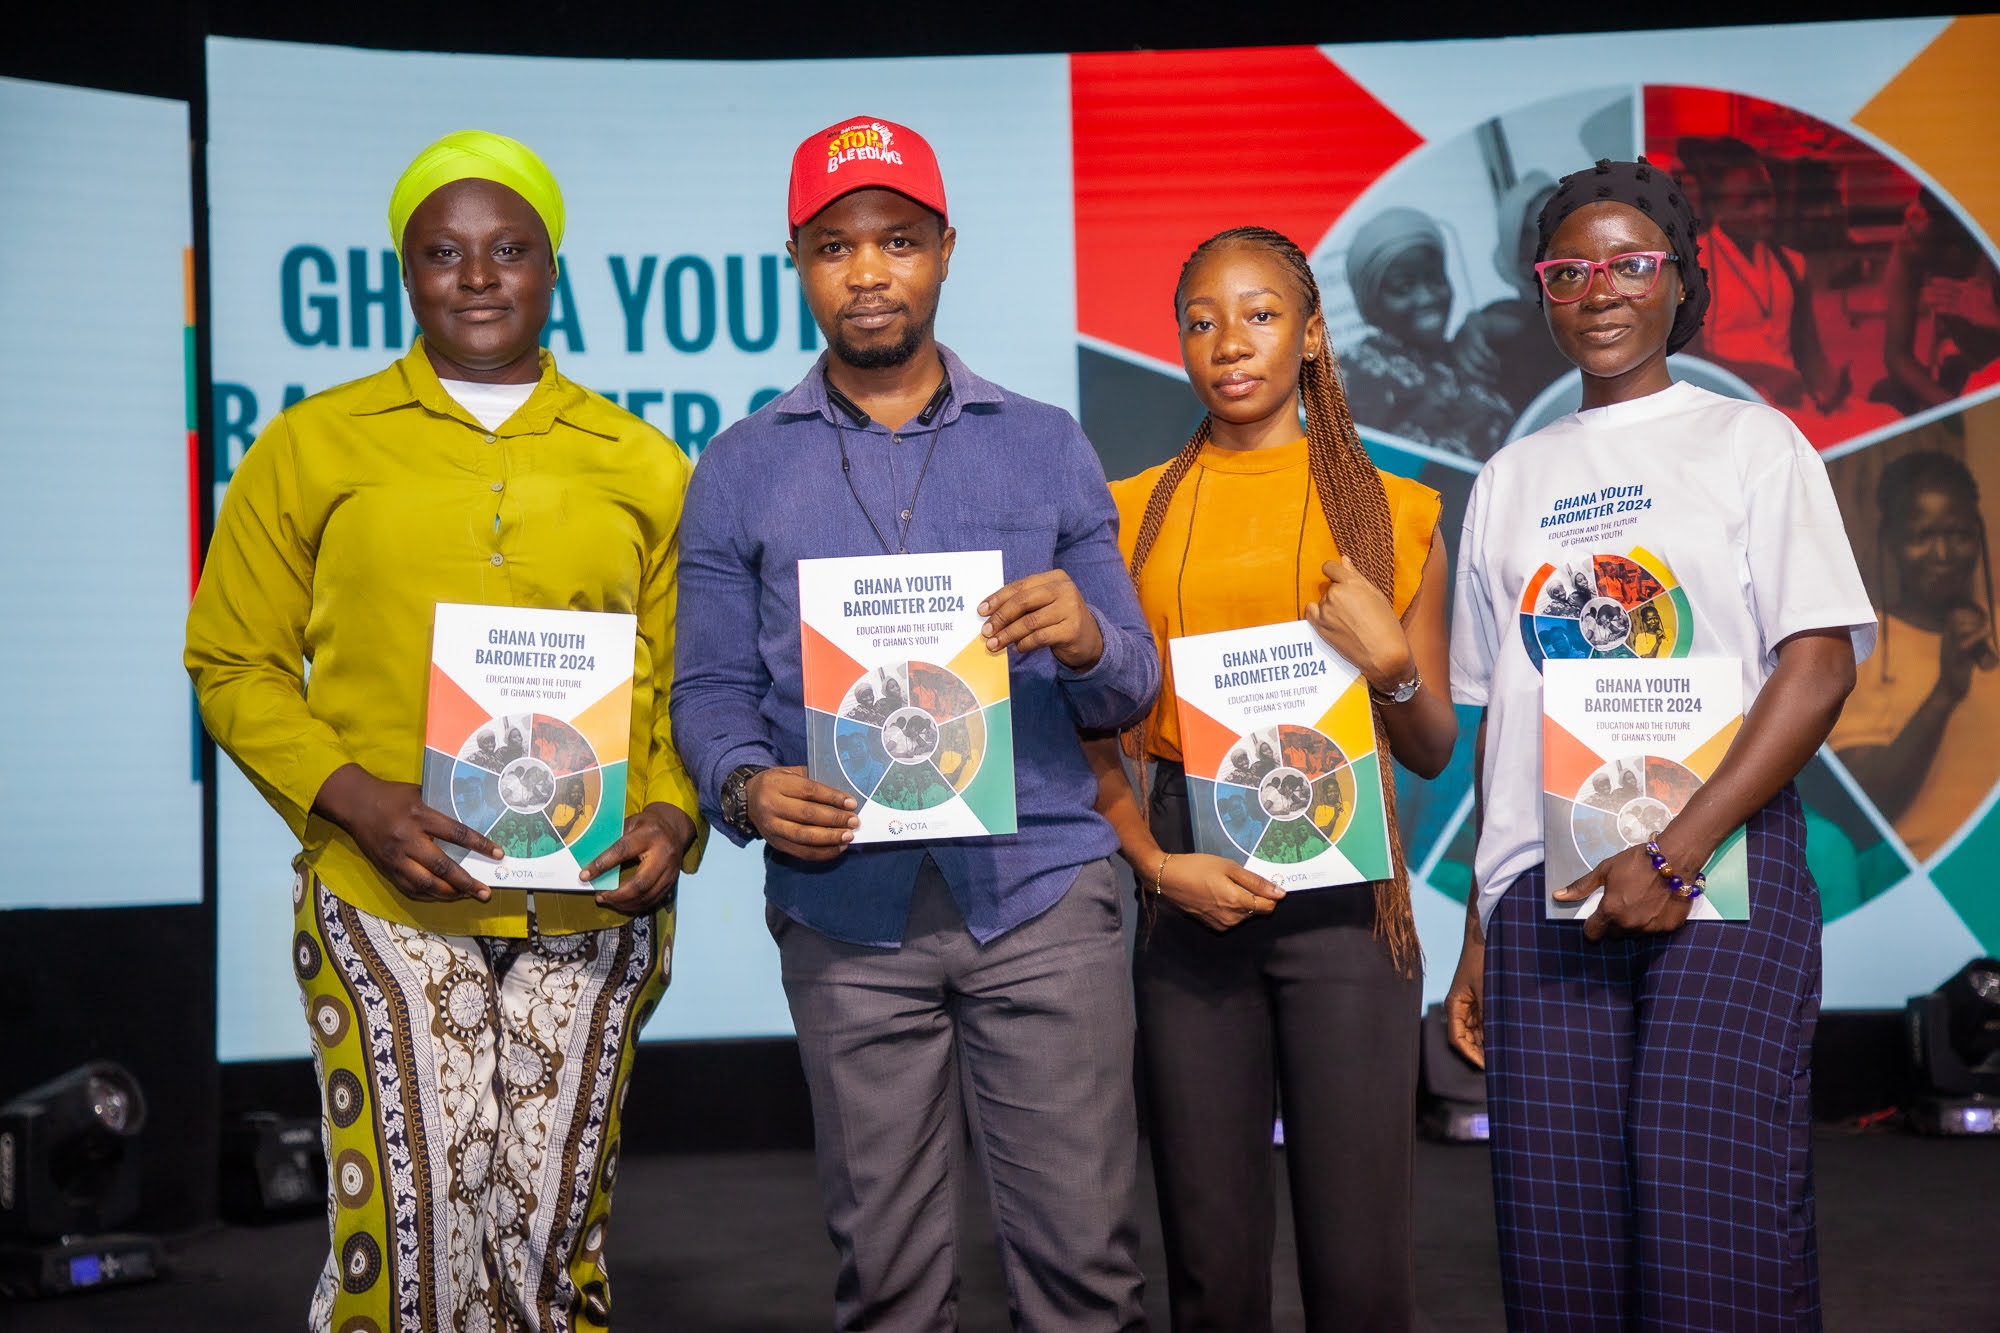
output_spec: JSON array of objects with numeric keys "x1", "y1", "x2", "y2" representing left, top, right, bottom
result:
[
  {"x1": 438, "y1": 378, "x2": 537, "y2": 432},
  {"x1": 436, "y1": 377, "x2": 540, "y2": 913}
]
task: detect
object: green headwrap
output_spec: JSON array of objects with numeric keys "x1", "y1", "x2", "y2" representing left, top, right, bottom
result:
[{"x1": 387, "y1": 130, "x2": 564, "y2": 262}]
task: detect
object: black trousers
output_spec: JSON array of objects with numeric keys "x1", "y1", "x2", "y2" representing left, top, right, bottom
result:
[{"x1": 1134, "y1": 762, "x2": 1420, "y2": 1333}]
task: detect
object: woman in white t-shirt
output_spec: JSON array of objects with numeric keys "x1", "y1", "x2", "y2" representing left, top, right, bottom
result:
[{"x1": 1441, "y1": 159, "x2": 1875, "y2": 1331}]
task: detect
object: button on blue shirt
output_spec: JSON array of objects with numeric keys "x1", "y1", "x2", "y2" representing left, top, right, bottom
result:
[{"x1": 671, "y1": 346, "x2": 1159, "y2": 946}]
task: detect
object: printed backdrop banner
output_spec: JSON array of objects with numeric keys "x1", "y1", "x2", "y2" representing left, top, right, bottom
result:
[
  {"x1": 206, "y1": 17, "x2": 1999, "y2": 1058},
  {"x1": 1, "y1": 77, "x2": 199, "y2": 910}
]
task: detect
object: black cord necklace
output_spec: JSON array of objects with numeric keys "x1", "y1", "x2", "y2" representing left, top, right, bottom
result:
[
  {"x1": 829, "y1": 372, "x2": 952, "y2": 555},
  {"x1": 1173, "y1": 435, "x2": 1311, "y2": 634}
]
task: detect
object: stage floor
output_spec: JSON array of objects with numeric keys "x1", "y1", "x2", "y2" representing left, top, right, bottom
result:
[{"x1": 8, "y1": 1129, "x2": 1995, "y2": 1330}]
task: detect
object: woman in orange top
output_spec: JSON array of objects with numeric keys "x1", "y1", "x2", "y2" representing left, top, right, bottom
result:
[{"x1": 1087, "y1": 226, "x2": 1456, "y2": 1331}]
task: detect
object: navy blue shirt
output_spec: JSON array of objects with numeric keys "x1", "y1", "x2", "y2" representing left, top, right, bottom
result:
[{"x1": 671, "y1": 346, "x2": 1158, "y2": 946}]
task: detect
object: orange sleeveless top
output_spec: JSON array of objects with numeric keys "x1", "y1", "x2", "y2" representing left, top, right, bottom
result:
[{"x1": 1109, "y1": 436, "x2": 1441, "y2": 761}]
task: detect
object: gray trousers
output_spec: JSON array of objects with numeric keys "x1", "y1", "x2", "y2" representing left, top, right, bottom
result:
[{"x1": 769, "y1": 857, "x2": 1148, "y2": 1332}]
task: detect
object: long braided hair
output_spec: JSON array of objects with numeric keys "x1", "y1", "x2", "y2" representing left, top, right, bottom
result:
[{"x1": 1128, "y1": 225, "x2": 1419, "y2": 974}]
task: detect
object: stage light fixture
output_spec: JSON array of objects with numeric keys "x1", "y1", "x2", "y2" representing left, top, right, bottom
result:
[
  {"x1": 0, "y1": 1061, "x2": 162, "y2": 1297},
  {"x1": 1416, "y1": 1003, "x2": 1489, "y2": 1143},
  {"x1": 1904, "y1": 957, "x2": 2000, "y2": 1136}
]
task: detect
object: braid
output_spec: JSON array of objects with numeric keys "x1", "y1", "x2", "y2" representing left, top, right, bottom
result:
[
  {"x1": 1128, "y1": 417, "x2": 1209, "y2": 579},
  {"x1": 1289, "y1": 264, "x2": 1418, "y2": 977},
  {"x1": 1129, "y1": 223, "x2": 1421, "y2": 974}
]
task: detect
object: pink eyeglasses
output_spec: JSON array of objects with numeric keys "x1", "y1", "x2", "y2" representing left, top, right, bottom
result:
[{"x1": 1534, "y1": 251, "x2": 1677, "y2": 303}]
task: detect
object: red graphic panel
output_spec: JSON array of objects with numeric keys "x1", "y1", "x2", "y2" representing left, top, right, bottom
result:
[
  {"x1": 1072, "y1": 47, "x2": 1423, "y2": 368},
  {"x1": 1645, "y1": 85, "x2": 2000, "y2": 450}
]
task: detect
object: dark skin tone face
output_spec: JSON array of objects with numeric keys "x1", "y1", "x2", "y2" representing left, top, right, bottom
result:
[
  {"x1": 1542, "y1": 202, "x2": 1685, "y2": 409},
  {"x1": 1176, "y1": 244, "x2": 1324, "y2": 453},
  {"x1": 1372, "y1": 246, "x2": 1452, "y2": 349},
  {"x1": 1710, "y1": 163, "x2": 1776, "y2": 249},
  {"x1": 1890, "y1": 484, "x2": 1983, "y2": 620},
  {"x1": 752, "y1": 186, "x2": 1114, "y2": 850},
  {"x1": 787, "y1": 187, "x2": 955, "y2": 423},
  {"x1": 401, "y1": 178, "x2": 556, "y2": 385}
]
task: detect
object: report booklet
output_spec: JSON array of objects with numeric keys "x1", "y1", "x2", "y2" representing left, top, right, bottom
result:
[
  {"x1": 420, "y1": 603, "x2": 638, "y2": 891},
  {"x1": 1542, "y1": 657, "x2": 1748, "y2": 920},
  {"x1": 797, "y1": 550, "x2": 1016, "y2": 843},
  {"x1": 1167, "y1": 620, "x2": 1391, "y2": 889}
]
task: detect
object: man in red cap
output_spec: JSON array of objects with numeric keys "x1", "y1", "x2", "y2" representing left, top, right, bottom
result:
[{"x1": 674, "y1": 115, "x2": 1155, "y2": 1329}]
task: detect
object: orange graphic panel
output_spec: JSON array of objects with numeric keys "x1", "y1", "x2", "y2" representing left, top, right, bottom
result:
[
  {"x1": 944, "y1": 631, "x2": 1011, "y2": 708},
  {"x1": 1856, "y1": 16, "x2": 2000, "y2": 259},
  {"x1": 1684, "y1": 715, "x2": 1743, "y2": 781},
  {"x1": 571, "y1": 683, "x2": 635, "y2": 761},
  {"x1": 803, "y1": 623, "x2": 868, "y2": 715},
  {"x1": 1542, "y1": 717, "x2": 1604, "y2": 795},
  {"x1": 1313, "y1": 682, "x2": 1377, "y2": 760},
  {"x1": 1175, "y1": 700, "x2": 1242, "y2": 774},
  {"x1": 425, "y1": 665, "x2": 490, "y2": 752}
]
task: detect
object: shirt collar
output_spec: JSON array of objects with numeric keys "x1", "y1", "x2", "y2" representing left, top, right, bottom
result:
[
  {"x1": 348, "y1": 340, "x2": 617, "y2": 440},
  {"x1": 768, "y1": 343, "x2": 1005, "y2": 428}
]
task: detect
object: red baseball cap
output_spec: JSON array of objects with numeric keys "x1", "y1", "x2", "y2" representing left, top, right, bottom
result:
[{"x1": 787, "y1": 115, "x2": 948, "y2": 230}]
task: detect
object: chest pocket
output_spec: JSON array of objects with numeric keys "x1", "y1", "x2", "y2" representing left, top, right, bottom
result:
[{"x1": 945, "y1": 502, "x2": 1060, "y2": 584}]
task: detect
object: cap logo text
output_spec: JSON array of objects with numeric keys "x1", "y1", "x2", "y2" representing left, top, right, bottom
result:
[{"x1": 826, "y1": 122, "x2": 905, "y2": 174}]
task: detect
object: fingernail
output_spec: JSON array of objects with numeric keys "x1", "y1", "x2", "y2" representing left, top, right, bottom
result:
[
  {"x1": 841, "y1": 831, "x2": 855, "y2": 842},
  {"x1": 977, "y1": 601, "x2": 989, "y2": 614}
]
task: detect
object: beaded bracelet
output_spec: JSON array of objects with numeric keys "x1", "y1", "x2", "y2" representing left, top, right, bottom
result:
[
  {"x1": 1152, "y1": 852, "x2": 1175, "y2": 897},
  {"x1": 1644, "y1": 839, "x2": 1705, "y2": 902}
]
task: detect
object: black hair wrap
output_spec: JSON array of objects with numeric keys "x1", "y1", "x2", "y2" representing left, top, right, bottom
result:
[{"x1": 1535, "y1": 157, "x2": 1710, "y2": 355}]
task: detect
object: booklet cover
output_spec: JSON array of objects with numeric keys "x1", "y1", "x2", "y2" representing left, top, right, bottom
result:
[
  {"x1": 1167, "y1": 620, "x2": 1391, "y2": 890},
  {"x1": 420, "y1": 603, "x2": 638, "y2": 892},
  {"x1": 798, "y1": 550, "x2": 1016, "y2": 843},
  {"x1": 1542, "y1": 657, "x2": 1748, "y2": 920}
]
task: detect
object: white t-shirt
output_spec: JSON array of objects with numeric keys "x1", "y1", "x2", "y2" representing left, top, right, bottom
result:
[
  {"x1": 1449, "y1": 380, "x2": 1876, "y2": 929},
  {"x1": 438, "y1": 378, "x2": 536, "y2": 432}
]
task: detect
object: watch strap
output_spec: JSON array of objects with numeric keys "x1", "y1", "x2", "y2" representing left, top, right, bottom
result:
[
  {"x1": 720, "y1": 763, "x2": 766, "y2": 839},
  {"x1": 1369, "y1": 669, "x2": 1423, "y2": 705}
]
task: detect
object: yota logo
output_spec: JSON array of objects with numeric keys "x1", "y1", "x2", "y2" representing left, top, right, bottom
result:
[
  {"x1": 493, "y1": 867, "x2": 510, "y2": 881},
  {"x1": 887, "y1": 820, "x2": 904, "y2": 835}
]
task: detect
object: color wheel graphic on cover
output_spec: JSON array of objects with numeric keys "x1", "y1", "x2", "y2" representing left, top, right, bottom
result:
[
  {"x1": 1566, "y1": 755, "x2": 1704, "y2": 870},
  {"x1": 1212, "y1": 724, "x2": 1360, "y2": 867},
  {"x1": 446, "y1": 714, "x2": 609, "y2": 861},
  {"x1": 1518, "y1": 549, "x2": 1691, "y2": 667},
  {"x1": 831, "y1": 663, "x2": 987, "y2": 812}
]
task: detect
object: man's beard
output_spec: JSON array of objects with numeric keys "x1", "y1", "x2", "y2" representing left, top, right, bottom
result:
[{"x1": 829, "y1": 304, "x2": 937, "y2": 370}]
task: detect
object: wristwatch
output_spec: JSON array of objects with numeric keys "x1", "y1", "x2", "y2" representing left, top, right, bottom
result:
[
  {"x1": 719, "y1": 763, "x2": 767, "y2": 840},
  {"x1": 1370, "y1": 669, "x2": 1423, "y2": 706}
]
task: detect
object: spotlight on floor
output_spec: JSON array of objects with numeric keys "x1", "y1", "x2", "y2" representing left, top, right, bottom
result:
[
  {"x1": 1905, "y1": 958, "x2": 2000, "y2": 1136},
  {"x1": 0, "y1": 1061, "x2": 162, "y2": 1297},
  {"x1": 1417, "y1": 1004, "x2": 1489, "y2": 1143}
]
